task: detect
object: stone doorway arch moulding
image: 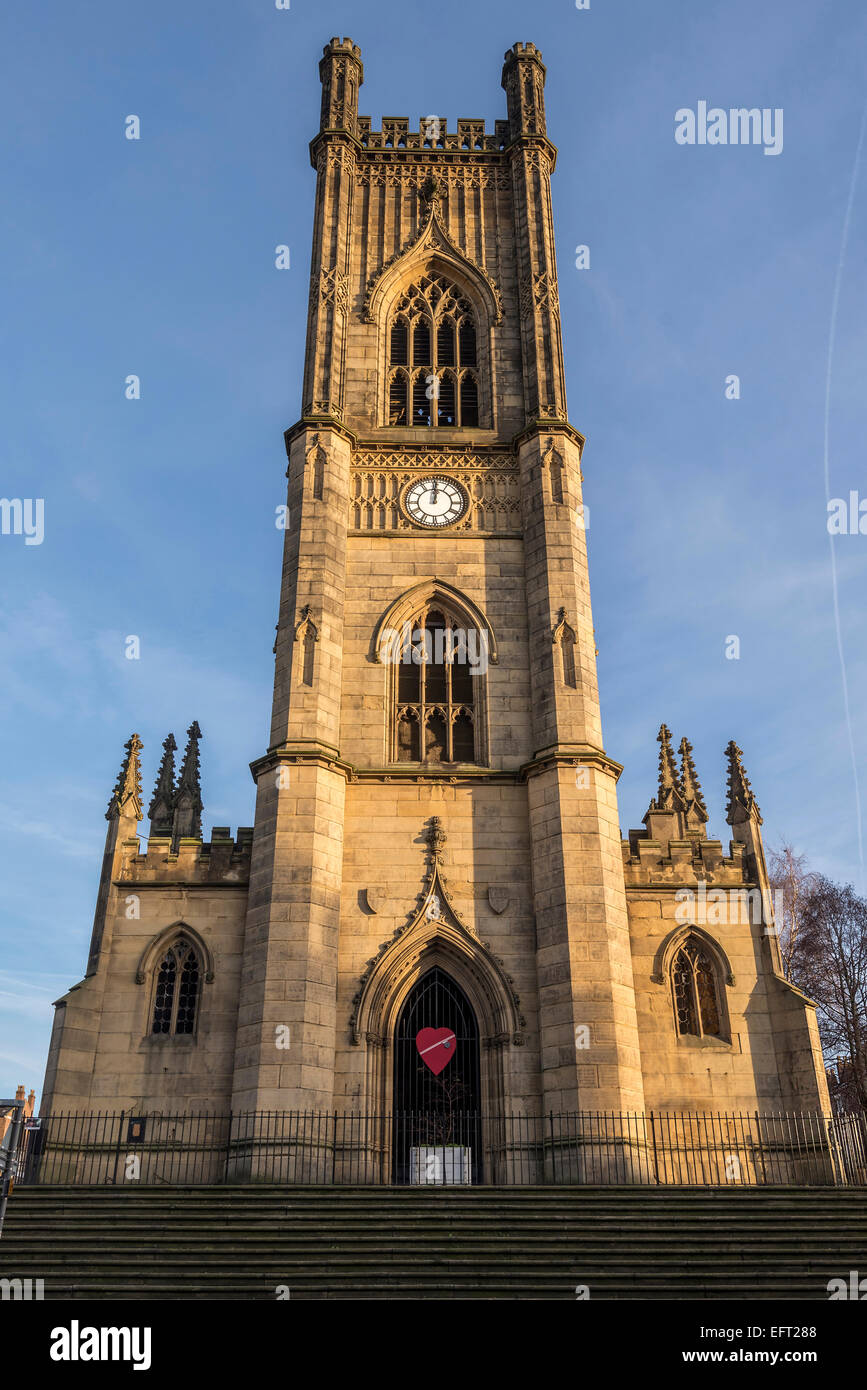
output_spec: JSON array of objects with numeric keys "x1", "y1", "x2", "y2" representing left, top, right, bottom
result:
[{"x1": 349, "y1": 858, "x2": 525, "y2": 1117}]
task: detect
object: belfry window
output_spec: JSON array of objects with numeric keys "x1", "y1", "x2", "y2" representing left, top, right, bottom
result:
[
  {"x1": 152, "y1": 937, "x2": 200, "y2": 1036},
  {"x1": 671, "y1": 936, "x2": 723, "y2": 1039},
  {"x1": 393, "y1": 607, "x2": 482, "y2": 764},
  {"x1": 386, "y1": 275, "x2": 481, "y2": 428}
]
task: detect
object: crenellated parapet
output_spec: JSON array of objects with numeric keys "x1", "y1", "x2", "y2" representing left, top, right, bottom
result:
[
  {"x1": 623, "y1": 832, "x2": 748, "y2": 890},
  {"x1": 623, "y1": 728, "x2": 769, "y2": 897},
  {"x1": 356, "y1": 116, "x2": 511, "y2": 153},
  {"x1": 117, "y1": 827, "x2": 254, "y2": 886}
]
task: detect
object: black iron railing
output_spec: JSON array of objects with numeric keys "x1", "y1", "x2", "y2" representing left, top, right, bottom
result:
[{"x1": 11, "y1": 1109, "x2": 867, "y2": 1187}]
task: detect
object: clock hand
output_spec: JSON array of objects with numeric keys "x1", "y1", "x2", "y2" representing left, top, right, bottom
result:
[{"x1": 430, "y1": 481, "x2": 438, "y2": 503}]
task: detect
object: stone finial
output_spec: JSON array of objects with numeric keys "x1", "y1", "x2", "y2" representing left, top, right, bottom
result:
[
  {"x1": 551, "y1": 606, "x2": 574, "y2": 643},
  {"x1": 678, "y1": 736, "x2": 709, "y2": 826},
  {"x1": 172, "y1": 721, "x2": 203, "y2": 843},
  {"x1": 148, "y1": 733, "x2": 177, "y2": 838},
  {"x1": 427, "y1": 816, "x2": 447, "y2": 861},
  {"x1": 106, "y1": 733, "x2": 143, "y2": 822},
  {"x1": 294, "y1": 605, "x2": 319, "y2": 642},
  {"x1": 654, "y1": 724, "x2": 685, "y2": 813},
  {"x1": 725, "y1": 741, "x2": 762, "y2": 826}
]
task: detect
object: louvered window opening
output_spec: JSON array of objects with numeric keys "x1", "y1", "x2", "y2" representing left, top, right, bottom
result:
[{"x1": 387, "y1": 275, "x2": 480, "y2": 428}]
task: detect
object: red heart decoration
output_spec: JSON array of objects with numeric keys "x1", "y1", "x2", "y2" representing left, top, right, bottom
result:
[{"x1": 416, "y1": 1027, "x2": 456, "y2": 1076}]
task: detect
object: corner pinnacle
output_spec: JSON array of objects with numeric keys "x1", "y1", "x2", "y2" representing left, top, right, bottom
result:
[
  {"x1": 725, "y1": 740, "x2": 762, "y2": 825},
  {"x1": 106, "y1": 734, "x2": 143, "y2": 822}
]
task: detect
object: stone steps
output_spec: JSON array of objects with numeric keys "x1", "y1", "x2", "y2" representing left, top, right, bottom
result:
[{"x1": 3, "y1": 1185, "x2": 865, "y2": 1299}]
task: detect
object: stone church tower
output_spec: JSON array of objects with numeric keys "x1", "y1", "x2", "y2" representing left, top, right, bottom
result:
[{"x1": 41, "y1": 39, "x2": 829, "y2": 1128}]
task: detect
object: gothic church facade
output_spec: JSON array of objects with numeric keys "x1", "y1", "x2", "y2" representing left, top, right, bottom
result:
[{"x1": 42, "y1": 40, "x2": 829, "y2": 1123}]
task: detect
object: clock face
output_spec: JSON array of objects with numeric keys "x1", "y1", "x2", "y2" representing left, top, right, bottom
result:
[{"x1": 403, "y1": 476, "x2": 467, "y2": 528}]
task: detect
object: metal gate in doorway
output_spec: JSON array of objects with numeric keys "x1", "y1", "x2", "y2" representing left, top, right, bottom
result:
[{"x1": 392, "y1": 967, "x2": 482, "y2": 1184}]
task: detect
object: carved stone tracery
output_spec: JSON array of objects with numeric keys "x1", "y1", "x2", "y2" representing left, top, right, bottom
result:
[
  {"x1": 316, "y1": 265, "x2": 350, "y2": 317},
  {"x1": 362, "y1": 200, "x2": 502, "y2": 326},
  {"x1": 520, "y1": 271, "x2": 559, "y2": 321}
]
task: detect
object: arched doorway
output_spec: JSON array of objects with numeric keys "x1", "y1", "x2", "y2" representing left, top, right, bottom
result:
[{"x1": 393, "y1": 966, "x2": 482, "y2": 1184}]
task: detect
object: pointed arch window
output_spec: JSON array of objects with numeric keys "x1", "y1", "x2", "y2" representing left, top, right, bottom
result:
[
  {"x1": 294, "y1": 608, "x2": 319, "y2": 687},
  {"x1": 546, "y1": 447, "x2": 564, "y2": 504},
  {"x1": 671, "y1": 936, "x2": 724, "y2": 1039},
  {"x1": 309, "y1": 442, "x2": 326, "y2": 500},
  {"x1": 151, "y1": 937, "x2": 200, "y2": 1036},
  {"x1": 552, "y1": 610, "x2": 578, "y2": 690},
  {"x1": 301, "y1": 630, "x2": 316, "y2": 686},
  {"x1": 391, "y1": 605, "x2": 486, "y2": 765},
  {"x1": 387, "y1": 275, "x2": 483, "y2": 427},
  {"x1": 561, "y1": 633, "x2": 577, "y2": 688}
]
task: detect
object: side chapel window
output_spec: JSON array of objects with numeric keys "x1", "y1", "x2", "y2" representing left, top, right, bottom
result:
[
  {"x1": 671, "y1": 936, "x2": 724, "y2": 1039},
  {"x1": 152, "y1": 937, "x2": 201, "y2": 1036}
]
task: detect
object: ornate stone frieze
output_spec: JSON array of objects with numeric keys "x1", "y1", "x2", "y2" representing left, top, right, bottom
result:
[
  {"x1": 356, "y1": 161, "x2": 511, "y2": 190},
  {"x1": 353, "y1": 448, "x2": 515, "y2": 472},
  {"x1": 324, "y1": 144, "x2": 356, "y2": 172},
  {"x1": 513, "y1": 146, "x2": 552, "y2": 176},
  {"x1": 350, "y1": 462, "x2": 521, "y2": 533}
]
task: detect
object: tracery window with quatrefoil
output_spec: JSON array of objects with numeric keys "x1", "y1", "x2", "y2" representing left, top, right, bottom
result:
[
  {"x1": 151, "y1": 937, "x2": 201, "y2": 1036},
  {"x1": 387, "y1": 275, "x2": 481, "y2": 429},
  {"x1": 671, "y1": 936, "x2": 725, "y2": 1040}
]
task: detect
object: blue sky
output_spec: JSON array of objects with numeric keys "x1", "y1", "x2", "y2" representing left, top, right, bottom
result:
[{"x1": 2, "y1": 0, "x2": 865, "y2": 1100}]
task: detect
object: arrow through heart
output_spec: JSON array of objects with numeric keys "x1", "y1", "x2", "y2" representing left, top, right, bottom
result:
[{"x1": 415, "y1": 1027, "x2": 456, "y2": 1076}]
